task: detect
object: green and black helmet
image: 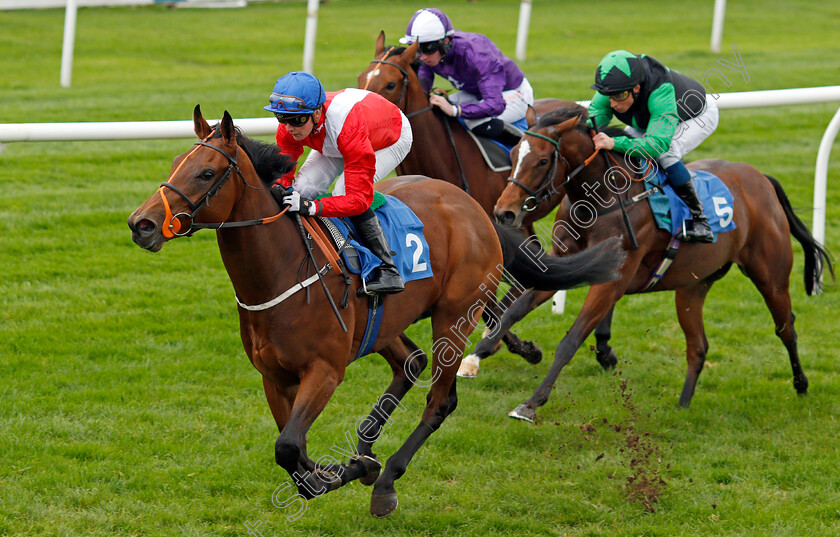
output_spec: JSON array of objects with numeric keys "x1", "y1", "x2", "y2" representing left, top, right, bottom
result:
[{"x1": 591, "y1": 50, "x2": 644, "y2": 94}]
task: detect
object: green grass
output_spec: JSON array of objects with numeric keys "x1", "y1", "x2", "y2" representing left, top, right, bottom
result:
[{"x1": 2, "y1": 0, "x2": 840, "y2": 535}]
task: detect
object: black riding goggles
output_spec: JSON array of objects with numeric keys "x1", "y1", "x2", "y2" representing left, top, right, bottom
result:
[
  {"x1": 274, "y1": 113, "x2": 311, "y2": 127},
  {"x1": 418, "y1": 40, "x2": 443, "y2": 55}
]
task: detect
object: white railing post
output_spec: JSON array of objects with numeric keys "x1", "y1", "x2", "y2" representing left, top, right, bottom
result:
[
  {"x1": 302, "y1": 0, "x2": 319, "y2": 74},
  {"x1": 60, "y1": 0, "x2": 78, "y2": 87},
  {"x1": 515, "y1": 0, "x2": 532, "y2": 63},
  {"x1": 812, "y1": 105, "x2": 840, "y2": 292},
  {"x1": 710, "y1": 0, "x2": 726, "y2": 53}
]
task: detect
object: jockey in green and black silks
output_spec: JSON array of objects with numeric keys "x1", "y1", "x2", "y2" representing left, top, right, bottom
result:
[{"x1": 589, "y1": 50, "x2": 718, "y2": 243}]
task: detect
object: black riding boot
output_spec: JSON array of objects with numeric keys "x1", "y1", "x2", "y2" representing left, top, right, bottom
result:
[
  {"x1": 471, "y1": 118, "x2": 524, "y2": 147},
  {"x1": 672, "y1": 181, "x2": 715, "y2": 243},
  {"x1": 497, "y1": 121, "x2": 524, "y2": 146},
  {"x1": 352, "y1": 211, "x2": 405, "y2": 294}
]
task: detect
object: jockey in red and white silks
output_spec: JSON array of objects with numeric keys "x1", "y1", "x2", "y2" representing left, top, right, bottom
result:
[{"x1": 273, "y1": 88, "x2": 413, "y2": 218}]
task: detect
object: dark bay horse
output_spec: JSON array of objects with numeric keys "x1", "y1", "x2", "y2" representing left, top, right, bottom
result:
[
  {"x1": 485, "y1": 107, "x2": 834, "y2": 422},
  {"x1": 357, "y1": 32, "x2": 573, "y2": 225},
  {"x1": 127, "y1": 106, "x2": 624, "y2": 516},
  {"x1": 357, "y1": 33, "x2": 581, "y2": 372}
]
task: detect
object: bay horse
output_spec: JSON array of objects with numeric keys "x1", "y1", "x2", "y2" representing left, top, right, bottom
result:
[
  {"x1": 127, "y1": 106, "x2": 624, "y2": 516},
  {"x1": 484, "y1": 106, "x2": 834, "y2": 422},
  {"x1": 357, "y1": 32, "x2": 575, "y2": 225},
  {"x1": 358, "y1": 33, "x2": 582, "y2": 370}
]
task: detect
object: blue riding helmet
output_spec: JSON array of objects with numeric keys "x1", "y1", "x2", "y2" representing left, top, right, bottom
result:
[{"x1": 264, "y1": 71, "x2": 326, "y2": 115}]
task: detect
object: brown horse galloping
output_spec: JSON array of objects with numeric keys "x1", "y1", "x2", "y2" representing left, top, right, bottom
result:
[
  {"x1": 357, "y1": 32, "x2": 575, "y2": 225},
  {"x1": 127, "y1": 107, "x2": 624, "y2": 516},
  {"x1": 484, "y1": 107, "x2": 834, "y2": 423},
  {"x1": 358, "y1": 34, "x2": 582, "y2": 369}
]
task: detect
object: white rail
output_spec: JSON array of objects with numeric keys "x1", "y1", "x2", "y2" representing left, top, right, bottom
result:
[{"x1": 1, "y1": 86, "x2": 838, "y2": 253}]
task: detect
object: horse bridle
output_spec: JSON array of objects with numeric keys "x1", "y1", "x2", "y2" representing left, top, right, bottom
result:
[
  {"x1": 507, "y1": 129, "x2": 605, "y2": 212},
  {"x1": 366, "y1": 49, "x2": 433, "y2": 119},
  {"x1": 157, "y1": 131, "x2": 284, "y2": 238}
]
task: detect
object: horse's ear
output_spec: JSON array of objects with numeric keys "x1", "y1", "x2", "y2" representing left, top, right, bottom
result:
[
  {"x1": 526, "y1": 105, "x2": 537, "y2": 128},
  {"x1": 375, "y1": 31, "x2": 386, "y2": 57},
  {"x1": 402, "y1": 41, "x2": 419, "y2": 62},
  {"x1": 553, "y1": 115, "x2": 582, "y2": 135},
  {"x1": 220, "y1": 111, "x2": 235, "y2": 145},
  {"x1": 193, "y1": 104, "x2": 212, "y2": 139}
]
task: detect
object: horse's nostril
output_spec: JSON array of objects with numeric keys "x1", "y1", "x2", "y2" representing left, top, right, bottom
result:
[
  {"x1": 496, "y1": 211, "x2": 515, "y2": 226},
  {"x1": 137, "y1": 219, "x2": 156, "y2": 234}
]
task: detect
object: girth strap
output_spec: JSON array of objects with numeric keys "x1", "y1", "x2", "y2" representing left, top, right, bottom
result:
[{"x1": 640, "y1": 237, "x2": 682, "y2": 291}]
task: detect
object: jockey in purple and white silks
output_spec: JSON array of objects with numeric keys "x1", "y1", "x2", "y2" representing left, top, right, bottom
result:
[{"x1": 399, "y1": 7, "x2": 534, "y2": 147}]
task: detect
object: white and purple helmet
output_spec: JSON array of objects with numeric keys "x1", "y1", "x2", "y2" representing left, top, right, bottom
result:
[{"x1": 399, "y1": 8, "x2": 455, "y2": 45}]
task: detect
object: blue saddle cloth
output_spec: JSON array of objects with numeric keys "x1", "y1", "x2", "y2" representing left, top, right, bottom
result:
[
  {"x1": 327, "y1": 195, "x2": 433, "y2": 284},
  {"x1": 642, "y1": 164, "x2": 737, "y2": 240}
]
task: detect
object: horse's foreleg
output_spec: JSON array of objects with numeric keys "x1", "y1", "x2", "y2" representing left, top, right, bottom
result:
[
  {"x1": 496, "y1": 285, "x2": 543, "y2": 362},
  {"x1": 675, "y1": 284, "x2": 712, "y2": 407},
  {"x1": 459, "y1": 289, "x2": 554, "y2": 378},
  {"x1": 510, "y1": 288, "x2": 619, "y2": 423},
  {"x1": 273, "y1": 360, "x2": 346, "y2": 500},
  {"x1": 594, "y1": 305, "x2": 620, "y2": 369},
  {"x1": 370, "y1": 307, "x2": 473, "y2": 517},
  {"x1": 353, "y1": 334, "x2": 428, "y2": 486}
]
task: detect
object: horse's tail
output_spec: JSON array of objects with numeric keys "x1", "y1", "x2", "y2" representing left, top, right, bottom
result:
[
  {"x1": 494, "y1": 223, "x2": 625, "y2": 290},
  {"x1": 764, "y1": 174, "x2": 835, "y2": 295}
]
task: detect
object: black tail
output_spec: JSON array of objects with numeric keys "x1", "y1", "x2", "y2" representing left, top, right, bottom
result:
[
  {"x1": 765, "y1": 174, "x2": 835, "y2": 295},
  {"x1": 494, "y1": 223, "x2": 625, "y2": 291}
]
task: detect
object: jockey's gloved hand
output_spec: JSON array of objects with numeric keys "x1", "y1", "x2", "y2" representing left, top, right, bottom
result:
[
  {"x1": 429, "y1": 94, "x2": 459, "y2": 117},
  {"x1": 282, "y1": 190, "x2": 317, "y2": 216},
  {"x1": 269, "y1": 183, "x2": 290, "y2": 206}
]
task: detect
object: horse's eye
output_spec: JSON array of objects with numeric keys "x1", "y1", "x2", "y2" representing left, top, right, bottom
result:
[
  {"x1": 385, "y1": 82, "x2": 397, "y2": 91},
  {"x1": 200, "y1": 169, "x2": 215, "y2": 181},
  {"x1": 538, "y1": 158, "x2": 549, "y2": 166}
]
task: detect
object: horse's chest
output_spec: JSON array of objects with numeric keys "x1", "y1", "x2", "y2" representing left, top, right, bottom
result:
[{"x1": 240, "y1": 322, "x2": 300, "y2": 380}]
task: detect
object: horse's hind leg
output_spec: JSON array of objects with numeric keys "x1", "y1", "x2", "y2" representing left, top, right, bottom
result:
[
  {"x1": 370, "y1": 305, "x2": 475, "y2": 517},
  {"x1": 352, "y1": 333, "x2": 428, "y2": 485},
  {"x1": 742, "y1": 256, "x2": 808, "y2": 396},
  {"x1": 675, "y1": 284, "x2": 712, "y2": 407}
]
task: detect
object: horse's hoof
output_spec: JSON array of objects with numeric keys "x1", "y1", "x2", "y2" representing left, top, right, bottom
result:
[
  {"x1": 508, "y1": 404, "x2": 536, "y2": 423},
  {"x1": 518, "y1": 341, "x2": 543, "y2": 365},
  {"x1": 355, "y1": 455, "x2": 382, "y2": 486},
  {"x1": 457, "y1": 354, "x2": 480, "y2": 378},
  {"x1": 794, "y1": 375, "x2": 809, "y2": 395},
  {"x1": 312, "y1": 469, "x2": 343, "y2": 492},
  {"x1": 596, "y1": 348, "x2": 618, "y2": 369},
  {"x1": 370, "y1": 491, "x2": 399, "y2": 518}
]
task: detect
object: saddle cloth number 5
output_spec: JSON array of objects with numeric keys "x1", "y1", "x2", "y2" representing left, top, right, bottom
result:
[{"x1": 713, "y1": 196, "x2": 734, "y2": 228}]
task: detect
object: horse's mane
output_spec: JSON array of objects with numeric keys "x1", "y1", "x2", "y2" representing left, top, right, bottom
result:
[
  {"x1": 384, "y1": 46, "x2": 421, "y2": 74},
  {"x1": 534, "y1": 105, "x2": 632, "y2": 139},
  {"x1": 209, "y1": 124, "x2": 295, "y2": 187}
]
